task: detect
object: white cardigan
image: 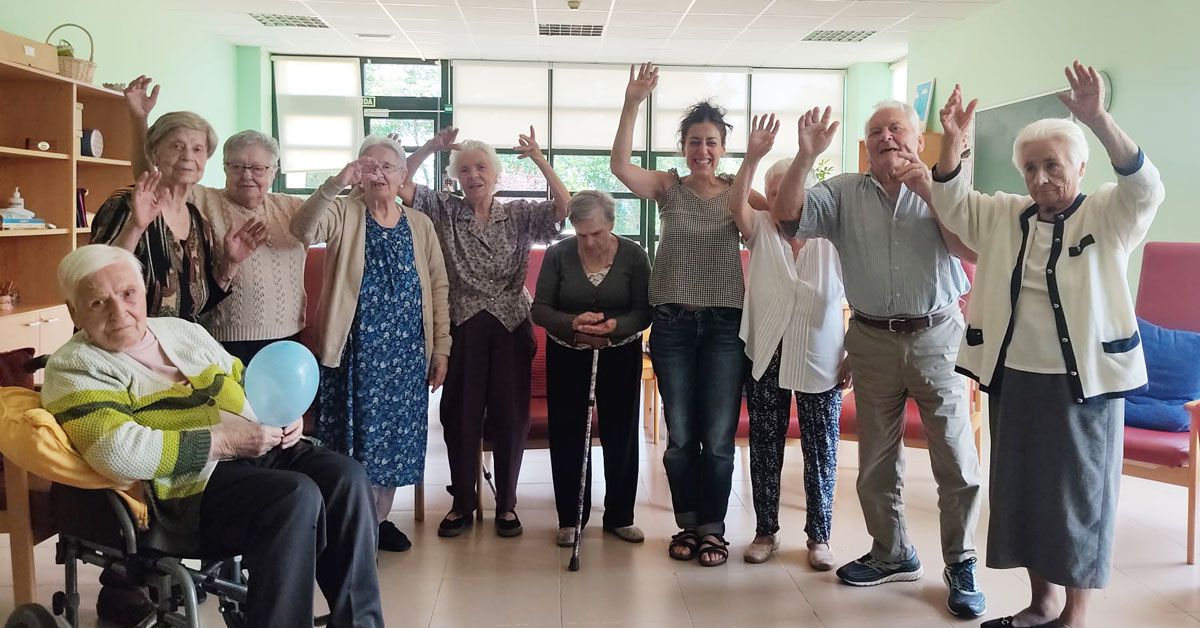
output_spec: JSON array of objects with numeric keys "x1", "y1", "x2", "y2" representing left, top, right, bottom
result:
[{"x1": 930, "y1": 151, "x2": 1165, "y2": 402}]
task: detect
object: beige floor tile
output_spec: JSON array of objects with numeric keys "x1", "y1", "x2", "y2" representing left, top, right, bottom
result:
[
  {"x1": 676, "y1": 569, "x2": 821, "y2": 626},
  {"x1": 429, "y1": 574, "x2": 561, "y2": 627}
]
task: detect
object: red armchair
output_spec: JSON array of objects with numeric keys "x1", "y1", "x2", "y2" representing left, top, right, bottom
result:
[{"x1": 1120, "y1": 242, "x2": 1200, "y2": 564}]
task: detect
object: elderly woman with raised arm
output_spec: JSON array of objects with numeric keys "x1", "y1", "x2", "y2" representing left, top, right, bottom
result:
[
  {"x1": 400, "y1": 125, "x2": 567, "y2": 538},
  {"x1": 728, "y1": 114, "x2": 849, "y2": 569},
  {"x1": 531, "y1": 190, "x2": 651, "y2": 548},
  {"x1": 611, "y1": 63, "x2": 747, "y2": 567},
  {"x1": 291, "y1": 135, "x2": 451, "y2": 552},
  {"x1": 123, "y1": 77, "x2": 308, "y2": 364},
  {"x1": 42, "y1": 245, "x2": 383, "y2": 628},
  {"x1": 903, "y1": 62, "x2": 1166, "y2": 628},
  {"x1": 92, "y1": 103, "x2": 266, "y2": 324}
]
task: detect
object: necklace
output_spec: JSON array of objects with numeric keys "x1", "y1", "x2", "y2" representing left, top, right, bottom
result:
[{"x1": 580, "y1": 235, "x2": 617, "y2": 275}]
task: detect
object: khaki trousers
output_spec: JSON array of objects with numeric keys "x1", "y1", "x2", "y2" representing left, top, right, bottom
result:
[{"x1": 845, "y1": 311, "x2": 982, "y2": 565}]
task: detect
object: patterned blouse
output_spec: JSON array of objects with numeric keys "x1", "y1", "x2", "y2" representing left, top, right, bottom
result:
[
  {"x1": 410, "y1": 184, "x2": 562, "y2": 331},
  {"x1": 649, "y1": 170, "x2": 744, "y2": 309},
  {"x1": 91, "y1": 188, "x2": 227, "y2": 322}
]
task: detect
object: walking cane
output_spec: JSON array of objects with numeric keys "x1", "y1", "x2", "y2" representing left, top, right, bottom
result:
[{"x1": 568, "y1": 348, "x2": 601, "y2": 572}]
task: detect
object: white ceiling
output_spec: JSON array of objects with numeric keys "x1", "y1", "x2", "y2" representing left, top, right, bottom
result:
[{"x1": 163, "y1": 0, "x2": 1001, "y2": 68}]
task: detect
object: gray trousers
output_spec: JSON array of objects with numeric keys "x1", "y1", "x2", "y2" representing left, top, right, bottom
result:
[{"x1": 844, "y1": 311, "x2": 982, "y2": 565}]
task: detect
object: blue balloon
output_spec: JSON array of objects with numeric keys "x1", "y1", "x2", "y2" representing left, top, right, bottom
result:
[{"x1": 243, "y1": 341, "x2": 320, "y2": 427}]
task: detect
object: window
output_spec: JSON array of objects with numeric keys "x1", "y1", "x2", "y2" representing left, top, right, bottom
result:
[
  {"x1": 750, "y1": 69, "x2": 845, "y2": 189},
  {"x1": 363, "y1": 61, "x2": 441, "y2": 98},
  {"x1": 452, "y1": 61, "x2": 549, "y2": 146},
  {"x1": 552, "y1": 65, "x2": 645, "y2": 151},
  {"x1": 652, "y1": 67, "x2": 749, "y2": 153},
  {"x1": 366, "y1": 118, "x2": 438, "y2": 187},
  {"x1": 891, "y1": 59, "x2": 908, "y2": 103},
  {"x1": 273, "y1": 56, "x2": 362, "y2": 189}
]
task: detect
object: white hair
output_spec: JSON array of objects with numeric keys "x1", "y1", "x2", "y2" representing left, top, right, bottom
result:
[
  {"x1": 865, "y1": 99, "x2": 921, "y2": 137},
  {"x1": 223, "y1": 129, "x2": 280, "y2": 166},
  {"x1": 763, "y1": 157, "x2": 817, "y2": 189},
  {"x1": 358, "y1": 135, "x2": 408, "y2": 175},
  {"x1": 58, "y1": 245, "x2": 143, "y2": 306},
  {"x1": 1012, "y1": 118, "x2": 1089, "y2": 171},
  {"x1": 567, "y1": 190, "x2": 616, "y2": 225},
  {"x1": 446, "y1": 140, "x2": 503, "y2": 183}
]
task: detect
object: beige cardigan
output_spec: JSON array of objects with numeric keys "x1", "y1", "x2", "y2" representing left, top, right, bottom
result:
[{"x1": 291, "y1": 178, "x2": 451, "y2": 368}]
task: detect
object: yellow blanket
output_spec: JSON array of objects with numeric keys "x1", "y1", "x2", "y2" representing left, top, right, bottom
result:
[{"x1": 0, "y1": 387, "x2": 149, "y2": 528}]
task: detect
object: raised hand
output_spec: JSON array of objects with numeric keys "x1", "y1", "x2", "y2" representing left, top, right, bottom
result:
[
  {"x1": 123, "y1": 75, "x2": 160, "y2": 120},
  {"x1": 333, "y1": 156, "x2": 380, "y2": 189},
  {"x1": 431, "y1": 126, "x2": 461, "y2": 151},
  {"x1": 129, "y1": 170, "x2": 172, "y2": 229},
  {"x1": 797, "y1": 106, "x2": 840, "y2": 160},
  {"x1": 513, "y1": 126, "x2": 545, "y2": 162},
  {"x1": 223, "y1": 217, "x2": 268, "y2": 265},
  {"x1": 746, "y1": 114, "x2": 780, "y2": 161},
  {"x1": 1057, "y1": 60, "x2": 1105, "y2": 126},
  {"x1": 939, "y1": 83, "x2": 977, "y2": 145},
  {"x1": 625, "y1": 63, "x2": 659, "y2": 105},
  {"x1": 892, "y1": 151, "x2": 933, "y2": 202}
]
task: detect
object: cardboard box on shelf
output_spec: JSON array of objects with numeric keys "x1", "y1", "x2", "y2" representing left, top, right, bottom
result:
[{"x1": 0, "y1": 29, "x2": 57, "y2": 74}]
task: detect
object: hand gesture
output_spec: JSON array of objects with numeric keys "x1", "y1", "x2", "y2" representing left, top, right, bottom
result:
[
  {"x1": 280, "y1": 418, "x2": 305, "y2": 449},
  {"x1": 577, "y1": 318, "x2": 616, "y2": 336},
  {"x1": 746, "y1": 114, "x2": 780, "y2": 161},
  {"x1": 124, "y1": 75, "x2": 160, "y2": 120},
  {"x1": 429, "y1": 126, "x2": 460, "y2": 151},
  {"x1": 213, "y1": 410, "x2": 283, "y2": 459},
  {"x1": 333, "y1": 156, "x2": 380, "y2": 189},
  {"x1": 892, "y1": 151, "x2": 933, "y2": 202},
  {"x1": 797, "y1": 106, "x2": 840, "y2": 160},
  {"x1": 428, "y1": 354, "x2": 448, "y2": 392},
  {"x1": 938, "y1": 83, "x2": 977, "y2": 145},
  {"x1": 223, "y1": 217, "x2": 268, "y2": 265},
  {"x1": 1057, "y1": 60, "x2": 1106, "y2": 127},
  {"x1": 625, "y1": 63, "x2": 659, "y2": 105},
  {"x1": 513, "y1": 126, "x2": 545, "y2": 162},
  {"x1": 574, "y1": 333, "x2": 610, "y2": 350},
  {"x1": 129, "y1": 170, "x2": 175, "y2": 229},
  {"x1": 571, "y1": 311, "x2": 606, "y2": 332}
]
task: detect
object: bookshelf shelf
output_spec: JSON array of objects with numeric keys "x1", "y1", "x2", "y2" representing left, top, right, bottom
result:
[
  {"x1": 77, "y1": 156, "x2": 133, "y2": 167},
  {"x1": 0, "y1": 229, "x2": 70, "y2": 238},
  {"x1": 0, "y1": 147, "x2": 70, "y2": 161}
]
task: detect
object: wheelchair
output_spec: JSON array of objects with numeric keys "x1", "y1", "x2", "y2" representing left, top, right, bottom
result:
[{"x1": 4, "y1": 484, "x2": 329, "y2": 628}]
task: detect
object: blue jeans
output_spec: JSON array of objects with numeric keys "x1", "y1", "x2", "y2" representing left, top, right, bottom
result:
[{"x1": 649, "y1": 304, "x2": 747, "y2": 536}]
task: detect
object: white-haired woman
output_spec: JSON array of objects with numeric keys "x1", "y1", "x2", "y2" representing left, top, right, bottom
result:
[
  {"x1": 729, "y1": 115, "x2": 849, "y2": 569},
  {"x1": 43, "y1": 245, "x2": 383, "y2": 628},
  {"x1": 531, "y1": 190, "x2": 651, "y2": 547},
  {"x1": 92, "y1": 106, "x2": 266, "y2": 323},
  {"x1": 400, "y1": 125, "x2": 568, "y2": 538},
  {"x1": 124, "y1": 76, "x2": 307, "y2": 364},
  {"x1": 291, "y1": 135, "x2": 451, "y2": 552},
  {"x1": 900, "y1": 62, "x2": 1166, "y2": 628}
]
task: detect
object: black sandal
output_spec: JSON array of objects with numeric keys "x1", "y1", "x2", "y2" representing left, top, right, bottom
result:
[
  {"x1": 697, "y1": 533, "x2": 729, "y2": 567},
  {"x1": 669, "y1": 530, "x2": 700, "y2": 561}
]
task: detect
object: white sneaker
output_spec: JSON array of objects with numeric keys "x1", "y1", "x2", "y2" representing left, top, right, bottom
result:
[
  {"x1": 556, "y1": 527, "x2": 576, "y2": 547},
  {"x1": 744, "y1": 534, "x2": 780, "y2": 564},
  {"x1": 605, "y1": 525, "x2": 645, "y2": 543}
]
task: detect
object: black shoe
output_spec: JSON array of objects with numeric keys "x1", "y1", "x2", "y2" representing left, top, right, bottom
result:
[
  {"x1": 438, "y1": 512, "x2": 473, "y2": 538},
  {"x1": 378, "y1": 520, "x2": 412, "y2": 552},
  {"x1": 96, "y1": 584, "x2": 155, "y2": 627},
  {"x1": 495, "y1": 513, "x2": 523, "y2": 537}
]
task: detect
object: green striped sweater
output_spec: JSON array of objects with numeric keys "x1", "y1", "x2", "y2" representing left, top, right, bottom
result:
[{"x1": 41, "y1": 317, "x2": 251, "y2": 536}]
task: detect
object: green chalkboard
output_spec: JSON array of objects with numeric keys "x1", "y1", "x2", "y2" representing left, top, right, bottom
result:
[{"x1": 973, "y1": 93, "x2": 1072, "y2": 195}]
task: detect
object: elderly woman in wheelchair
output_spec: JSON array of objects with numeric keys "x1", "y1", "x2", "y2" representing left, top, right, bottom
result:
[{"x1": 18, "y1": 244, "x2": 384, "y2": 628}]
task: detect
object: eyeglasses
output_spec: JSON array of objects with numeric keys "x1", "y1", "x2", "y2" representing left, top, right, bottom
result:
[
  {"x1": 224, "y1": 162, "x2": 274, "y2": 176},
  {"x1": 369, "y1": 162, "x2": 404, "y2": 174}
]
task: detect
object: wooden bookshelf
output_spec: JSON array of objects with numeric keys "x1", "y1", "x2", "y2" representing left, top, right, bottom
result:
[{"x1": 0, "y1": 57, "x2": 131, "y2": 349}]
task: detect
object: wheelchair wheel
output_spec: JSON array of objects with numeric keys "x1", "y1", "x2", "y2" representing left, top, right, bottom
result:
[{"x1": 3, "y1": 604, "x2": 65, "y2": 628}]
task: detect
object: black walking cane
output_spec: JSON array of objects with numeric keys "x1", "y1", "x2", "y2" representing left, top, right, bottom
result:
[{"x1": 567, "y1": 349, "x2": 601, "y2": 572}]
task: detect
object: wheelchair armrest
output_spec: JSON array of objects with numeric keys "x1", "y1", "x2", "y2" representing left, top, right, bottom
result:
[{"x1": 50, "y1": 484, "x2": 141, "y2": 555}]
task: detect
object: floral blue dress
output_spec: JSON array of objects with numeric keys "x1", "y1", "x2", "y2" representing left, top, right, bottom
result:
[{"x1": 317, "y1": 213, "x2": 427, "y2": 487}]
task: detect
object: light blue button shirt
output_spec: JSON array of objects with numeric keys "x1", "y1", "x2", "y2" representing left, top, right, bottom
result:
[{"x1": 794, "y1": 172, "x2": 969, "y2": 318}]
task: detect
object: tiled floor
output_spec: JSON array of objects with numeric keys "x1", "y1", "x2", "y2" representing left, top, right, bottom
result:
[{"x1": 2, "y1": 392, "x2": 1199, "y2": 627}]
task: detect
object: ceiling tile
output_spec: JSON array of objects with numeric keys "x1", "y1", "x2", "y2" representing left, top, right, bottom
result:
[
  {"x1": 387, "y1": 4, "x2": 465, "y2": 19},
  {"x1": 536, "y1": 9, "x2": 610, "y2": 24},
  {"x1": 838, "y1": 1, "x2": 925, "y2": 18},
  {"x1": 763, "y1": 0, "x2": 852, "y2": 17},
  {"x1": 668, "y1": 26, "x2": 742, "y2": 41},
  {"x1": 304, "y1": 2, "x2": 389, "y2": 18},
  {"x1": 689, "y1": 0, "x2": 772, "y2": 14},
  {"x1": 745, "y1": 15, "x2": 826, "y2": 29},
  {"x1": 615, "y1": 0, "x2": 693, "y2": 13},
  {"x1": 820, "y1": 16, "x2": 904, "y2": 30},
  {"x1": 890, "y1": 16, "x2": 956, "y2": 31},
  {"x1": 681, "y1": 13, "x2": 755, "y2": 28},
  {"x1": 462, "y1": 7, "x2": 536, "y2": 21},
  {"x1": 457, "y1": 0, "x2": 533, "y2": 7},
  {"x1": 911, "y1": 2, "x2": 990, "y2": 18},
  {"x1": 603, "y1": 25, "x2": 679, "y2": 38},
  {"x1": 472, "y1": 21, "x2": 537, "y2": 34},
  {"x1": 609, "y1": 12, "x2": 681, "y2": 27}
]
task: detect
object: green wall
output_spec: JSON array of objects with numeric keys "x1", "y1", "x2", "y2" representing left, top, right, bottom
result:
[
  {"x1": 235, "y1": 45, "x2": 272, "y2": 134},
  {"x1": 1, "y1": 1, "x2": 241, "y2": 185},
  {"x1": 843, "y1": 62, "x2": 892, "y2": 173},
  {"x1": 908, "y1": 0, "x2": 1200, "y2": 286}
]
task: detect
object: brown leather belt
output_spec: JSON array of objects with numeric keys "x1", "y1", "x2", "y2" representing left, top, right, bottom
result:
[{"x1": 852, "y1": 310, "x2": 952, "y2": 334}]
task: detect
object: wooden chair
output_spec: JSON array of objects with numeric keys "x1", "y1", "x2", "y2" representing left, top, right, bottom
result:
[
  {"x1": 0, "y1": 348, "x2": 58, "y2": 605},
  {"x1": 303, "y1": 245, "x2": 424, "y2": 522},
  {"x1": 1119, "y1": 242, "x2": 1200, "y2": 564}
]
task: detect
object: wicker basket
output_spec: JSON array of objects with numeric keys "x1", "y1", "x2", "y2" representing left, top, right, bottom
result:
[{"x1": 45, "y1": 23, "x2": 95, "y2": 84}]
